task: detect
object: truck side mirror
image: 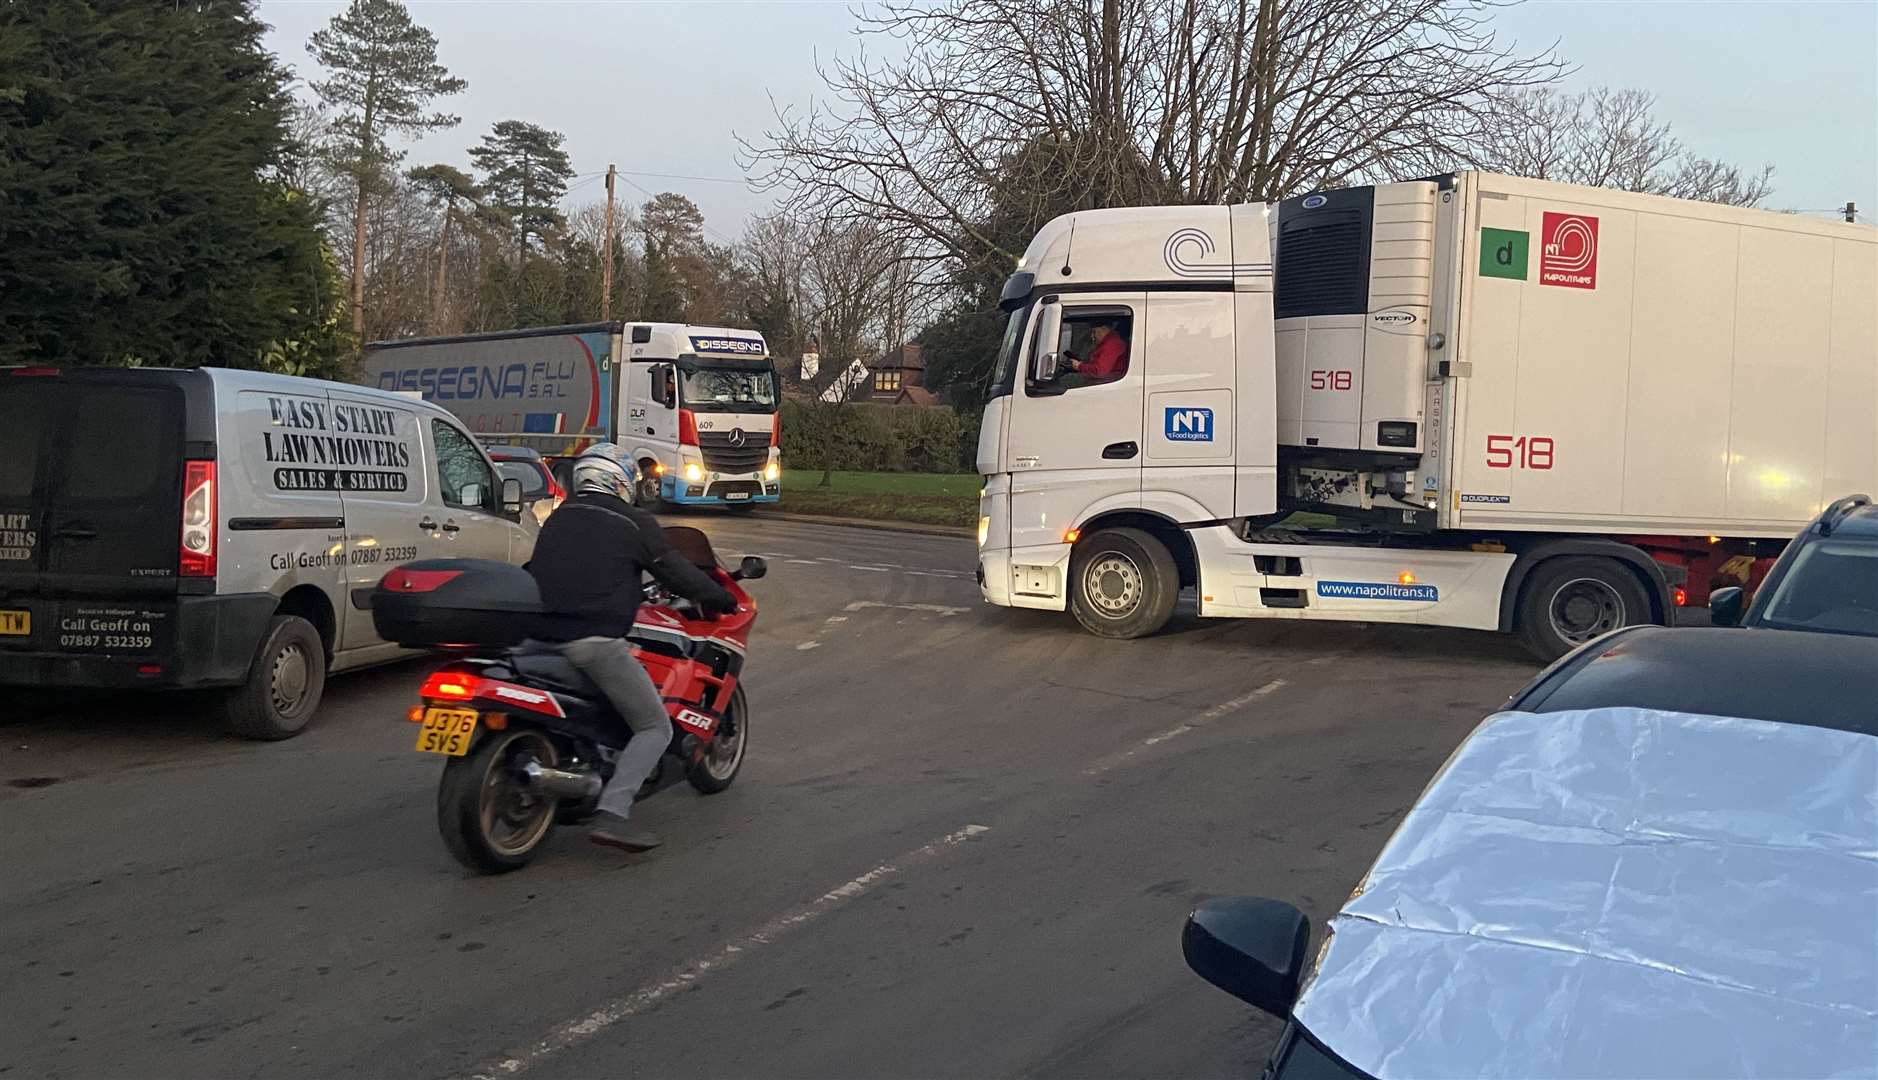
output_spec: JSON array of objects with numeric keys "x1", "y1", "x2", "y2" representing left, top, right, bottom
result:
[
  {"x1": 500, "y1": 476, "x2": 525, "y2": 517},
  {"x1": 1708, "y1": 586, "x2": 1745, "y2": 627},
  {"x1": 735, "y1": 555, "x2": 768, "y2": 581},
  {"x1": 1027, "y1": 301, "x2": 1064, "y2": 387},
  {"x1": 1182, "y1": 897, "x2": 1312, "y2": 1020}
]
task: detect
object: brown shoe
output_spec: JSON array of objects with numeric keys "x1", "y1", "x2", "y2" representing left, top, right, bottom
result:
[{"x1": 589, "y1": 812, "x2": 662, "y2": 852}]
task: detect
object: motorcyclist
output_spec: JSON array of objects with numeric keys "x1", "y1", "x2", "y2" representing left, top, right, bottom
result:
[{"x1": 527, "y1": 443, "x2": 736, "y2": 853}]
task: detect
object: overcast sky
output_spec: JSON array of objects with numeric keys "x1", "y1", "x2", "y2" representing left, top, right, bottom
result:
[{"x1": 259, "y1": 0, "x2": 1877, "y2": 235}]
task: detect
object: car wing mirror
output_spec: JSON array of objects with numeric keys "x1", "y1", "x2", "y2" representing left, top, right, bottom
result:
[
  {"x1": 500, "y1": 476, "x2": 525, "y2": 517},
  {"x1": 734, "y1": 555, "x2": 768, "y2": 581},
  {"x1": 1708, "y1": 585, "x2": 1745, "y2": 627},
  {"x1": 1182, "y1": 897, "x2": 1311, "y2": 1019}
]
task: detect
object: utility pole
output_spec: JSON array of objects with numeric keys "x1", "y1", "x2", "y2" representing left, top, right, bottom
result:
[
  {"x1": 601, "y1": 164, "x2": 618, "y2": 321},
  {"x1": 1845, "y1": 201, "x2": 1858, "y2": 224}
]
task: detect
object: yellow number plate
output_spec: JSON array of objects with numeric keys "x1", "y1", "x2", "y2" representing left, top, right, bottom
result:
[
  {"x1": 416, "y1": 707, "x2": 479, "y2": 756},
  {"x1": 0, "y1": 610, "x2": 28, "y2": 636}
]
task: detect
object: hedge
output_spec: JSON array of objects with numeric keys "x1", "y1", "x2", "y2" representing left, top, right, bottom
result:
[{"x1": 779, "y1": 398, "x2": 968, "y2": 474}]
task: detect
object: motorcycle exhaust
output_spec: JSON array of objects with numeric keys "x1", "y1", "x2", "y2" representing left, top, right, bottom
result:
[{"x1": 522, "y1": 760, "x2": 602, "y2": 801}]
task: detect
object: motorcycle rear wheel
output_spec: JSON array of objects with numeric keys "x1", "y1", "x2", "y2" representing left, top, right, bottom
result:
[
  {"x1": 439, "y1": 728, "x2": 559, "y2": 873},
  {"x1": 687, "y1": 686, "x2": 748, "y2": 794}
]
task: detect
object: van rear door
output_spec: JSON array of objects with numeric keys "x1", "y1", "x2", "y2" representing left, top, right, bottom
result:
[{"x1": 0, "y1": 371, "x2": 187, "y2": 657}]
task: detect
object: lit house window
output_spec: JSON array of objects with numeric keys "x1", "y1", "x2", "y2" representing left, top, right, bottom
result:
[{"x1": 875, "y1": 371, "x2": 902, "y2": 393}]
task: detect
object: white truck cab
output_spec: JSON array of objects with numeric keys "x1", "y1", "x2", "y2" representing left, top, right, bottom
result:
[
  {"x1": 978, "y1": 174, "x2": 1877, "y2": 658},
  {"x1": 621, "y1": 324, "x2": 781, "y2": 509}
]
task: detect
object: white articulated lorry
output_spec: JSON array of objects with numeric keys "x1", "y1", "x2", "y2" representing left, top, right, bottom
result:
[
  {"x1": 363, "y1": 322, "x2": 782, "y2": 510},
  {"x1": 975, "y1": 172, "x2": 1877, "y2": 658}
]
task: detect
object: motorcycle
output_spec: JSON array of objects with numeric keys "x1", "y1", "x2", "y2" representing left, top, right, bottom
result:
[{"x1": 371, "y1": 527, "x2": 765, "y2": 874}]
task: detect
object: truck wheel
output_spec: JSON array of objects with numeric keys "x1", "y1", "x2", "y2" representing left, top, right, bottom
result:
[
  {"x1": 1515, "y1": 556, "x2": 1654, "y2": 661},
  {"x1": 222, "y1": 614, "x2": 326, "y2": 740},
  {"x1": 636, "y1": 469, "x2": 667, "y2": 512},
  {"x1": 1070, "y1": 528, "x2": 1180, "y2": 639}
]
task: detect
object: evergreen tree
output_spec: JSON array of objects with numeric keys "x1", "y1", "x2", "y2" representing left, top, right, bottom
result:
[
  {"x1": 407, "y1": 163, "x2": 483, "y2": 331},
  {"x1": 308, "y1": 0, "x2": 465, "y2": 342},
  {"x1": 470, "y1": 120, "x2": 576, "y2": 259},
  {"x1": 638, "y1": 192, "x2": 717, "y2": 322},
  {"x1": 0, "y1": 0, "x2": 349, "y2": 373}
]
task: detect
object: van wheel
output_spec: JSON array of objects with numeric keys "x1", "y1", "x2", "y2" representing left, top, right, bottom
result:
[
  {"x1": 1515, "y1": 556, "x2": 1654, "y2": 661},
  {"x1": 222, "y1": 615, "x2": 326, "y2": 740},
  {"x1": 1070, "y1": 528, "x2": 1180, "y2": 639}
]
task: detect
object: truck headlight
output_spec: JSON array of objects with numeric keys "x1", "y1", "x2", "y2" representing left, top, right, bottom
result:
[
  {"x1": 977, "y1": 516, "x2": 990, "y2": 547},
  {"x1": 682, "y1": 462, "x2": 704, "y2": 483},
  {"x1": 764, "y1": 460, "x2": 780, "y2": 482}
]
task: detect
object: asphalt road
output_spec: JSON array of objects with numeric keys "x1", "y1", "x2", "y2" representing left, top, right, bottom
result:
[{"x1": 1, "y1": 516, "x2": 1539, "y2": 1080}]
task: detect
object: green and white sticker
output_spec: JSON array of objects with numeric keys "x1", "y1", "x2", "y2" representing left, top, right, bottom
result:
[{"x1": 1479, "y1": 227, "x2": 1529, "y2": 281}]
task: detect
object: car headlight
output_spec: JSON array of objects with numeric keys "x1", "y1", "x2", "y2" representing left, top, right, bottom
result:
[
  {"x1": 682, "y1": 462, "x2": 704, "y2": 483},
  {"x1": 977, "y1": 516, "x2": 990, "y2": 547},
  {"x1": 764, "y1": 460, "x2": 780, "y2": 482}
]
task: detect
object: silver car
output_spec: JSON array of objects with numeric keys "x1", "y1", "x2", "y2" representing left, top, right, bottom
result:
[{"x1": 1186, "y1": 625, "x2": 1878, "y2": 1079}]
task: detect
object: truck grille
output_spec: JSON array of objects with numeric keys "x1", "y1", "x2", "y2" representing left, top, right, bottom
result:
[{"x1": 697, "y1": 430, "x2": 768, "y2": 474}]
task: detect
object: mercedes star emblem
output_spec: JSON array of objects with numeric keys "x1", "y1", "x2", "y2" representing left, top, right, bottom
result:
[{"x1": 727, "y1": 428, "x2": 747, "y2": 447}]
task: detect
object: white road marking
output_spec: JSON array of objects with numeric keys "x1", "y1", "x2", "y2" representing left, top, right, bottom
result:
[
  {"x1": 825, "y1": 616, "x2": 849, "y2": 623},
  {"x1": 796, "y1": 641, "x2": 822, "y2": 651},
  {"x1": 843, "y1": 601, "x2": 971, "y2": 617},
  {"x1": 785, "y1": 559, "x2": 821, "y2": 565},
  {"x1": 468, "y1": 825, "x2": 992, "y2": 1079},
  {"x1": 1084, "y1": 680, "x2": 1288, "y2": 776},
  {"x1": 848, "y1": 565, "x2": 893, "y2": 572}
]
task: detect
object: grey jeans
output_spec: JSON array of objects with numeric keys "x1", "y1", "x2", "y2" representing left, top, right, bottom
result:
[{"x1": 558, "y1": 635, "x2": 668, "y2": 820}]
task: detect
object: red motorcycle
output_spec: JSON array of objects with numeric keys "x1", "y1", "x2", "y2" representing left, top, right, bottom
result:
[{"x1": 372, "y1": 527, "x2": 764, "y2": 873}]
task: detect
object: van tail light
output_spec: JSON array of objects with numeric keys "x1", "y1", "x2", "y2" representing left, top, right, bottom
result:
[
  {"x1": 418, "y1": 670, "x2": 565, "y2": 718},
  {"x1": 180, "y1": 460, "x2": 217, "y2": 577},
  {"x1": 380, "y1": 567, "x2": 463, "y2": 593},
  {"x1": 678, "y1": 409, "x2": 699, "y2": 447},
  {"x1": 546, "y1": 468, "x2": 567, "y2": 502}
]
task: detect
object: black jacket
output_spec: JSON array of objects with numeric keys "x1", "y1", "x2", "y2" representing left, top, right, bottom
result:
[{"x1": 528, "y1": 492, "x2": 736, "y2": 640}]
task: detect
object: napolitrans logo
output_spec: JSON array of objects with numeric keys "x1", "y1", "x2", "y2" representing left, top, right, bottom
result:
[{"x1": 1540, "y1": 212, "x2": 1598, "y2": 289}]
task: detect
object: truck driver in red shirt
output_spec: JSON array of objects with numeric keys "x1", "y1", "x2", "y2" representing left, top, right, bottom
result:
[{"x1": 1067, "y1": 319, "x2": 1129, "y2": 382}]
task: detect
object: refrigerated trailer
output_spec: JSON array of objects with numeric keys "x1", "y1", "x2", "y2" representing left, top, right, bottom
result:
[
  {"x1": 362, "y1": 322, "x2": 782, "y2": 509},
  {"x1": 975, "y1": 172, "x2": 1877, "y2": 658}
]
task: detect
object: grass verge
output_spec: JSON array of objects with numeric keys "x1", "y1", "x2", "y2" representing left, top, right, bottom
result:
[{"x1": 778, "y1": 470, "x2": 979, "y2": 528}]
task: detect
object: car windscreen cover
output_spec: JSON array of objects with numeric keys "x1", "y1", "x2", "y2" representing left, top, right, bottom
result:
[{"x1": 1292, "y1": 707, "x2": 1877, "y2": 1080}]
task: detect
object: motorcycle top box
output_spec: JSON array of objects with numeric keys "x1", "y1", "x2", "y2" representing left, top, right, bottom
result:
[{"x1": 371, "y1": 559, "x2": 546, "y2": 650}]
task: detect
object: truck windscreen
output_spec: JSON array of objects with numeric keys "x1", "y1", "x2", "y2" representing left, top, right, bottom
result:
[
  {"x1": 681, "y1": 366, "x2": 778, "y2": 413},
  {"x1": 987, "y1": 306, "x2": 1029, "y2": 400}
]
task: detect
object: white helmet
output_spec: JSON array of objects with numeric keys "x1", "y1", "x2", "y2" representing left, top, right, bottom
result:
[{"x1": 569, "y1": 443, "x2": 640, "y2": 500}]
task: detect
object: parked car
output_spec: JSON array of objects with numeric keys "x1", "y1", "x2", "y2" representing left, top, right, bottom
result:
[
  {"x1": 1711, "y1": 493, "x2": 1877, "y2": 638},
  {"x1": 486, "y1": 444, "x2": 565, "y2": 526},
  {"x1": 1184, "y1": 623, "x2": 1878, "y2": 1080},
  {"x1": 0, "y1": 366, "x2": 536, "y2": 739}
]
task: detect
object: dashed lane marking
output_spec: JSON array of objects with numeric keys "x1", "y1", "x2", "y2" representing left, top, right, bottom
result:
[
  {"x1": 466, "y1": 825, "x2": 993, "y2": 1078},
  {"x1": 1083, "y1": 680, "x2": 1288, "y2": 776},
  {"x1": 843, "y1": 601, "x2": 971, "y2": 617}
]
